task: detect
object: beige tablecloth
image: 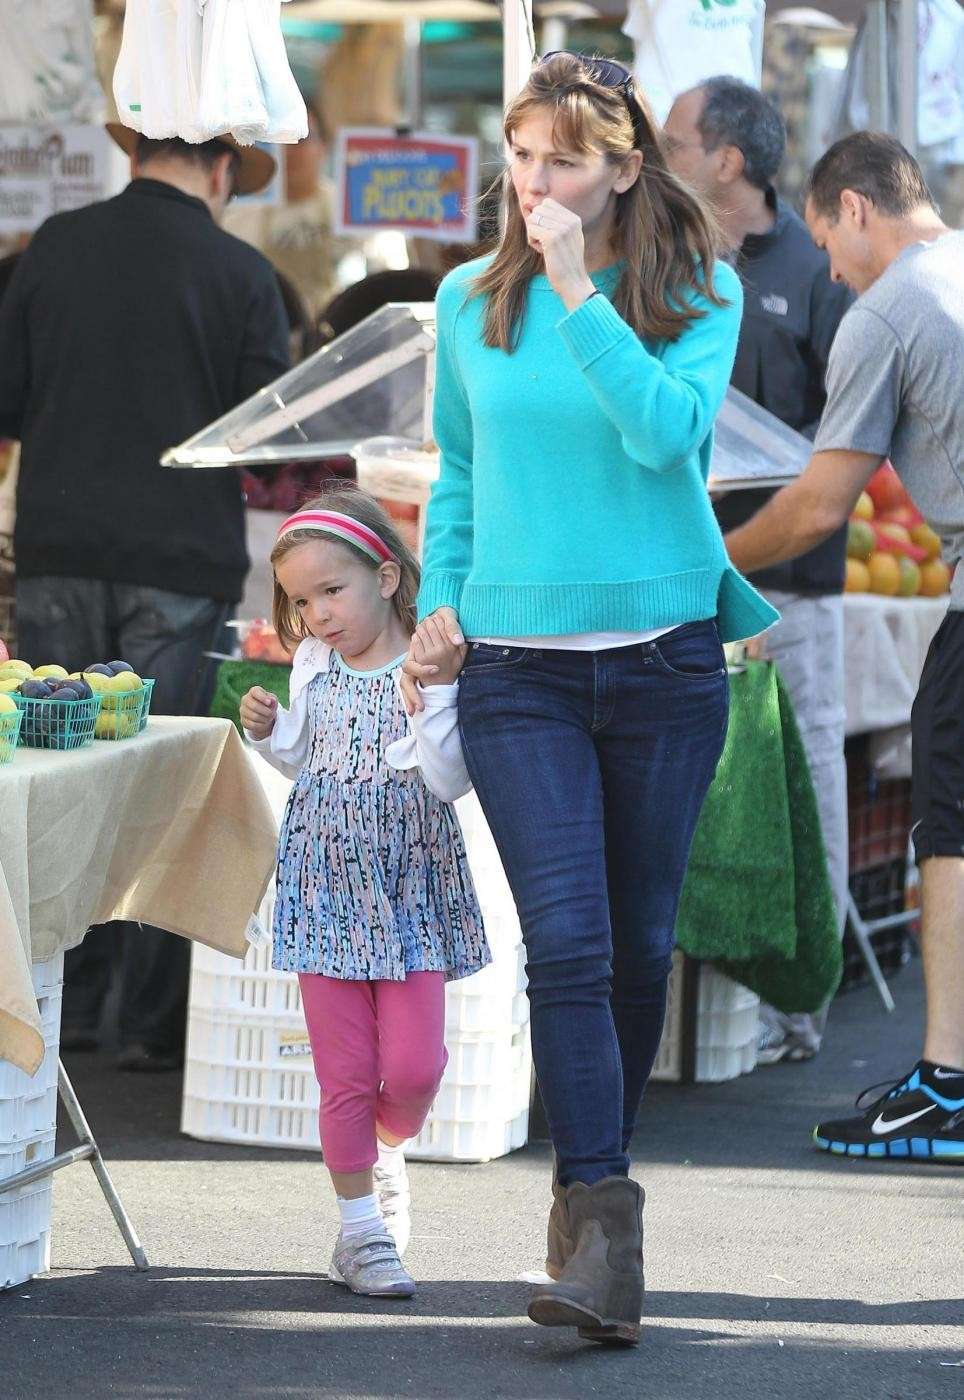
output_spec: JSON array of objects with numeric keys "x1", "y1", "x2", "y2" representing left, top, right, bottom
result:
[
  {"x1": 843, "y1": 593, "x2": 949, "y2": 736},
  {"x1": 0, "y1": 717, "x2": 278, "y2": 1077}
]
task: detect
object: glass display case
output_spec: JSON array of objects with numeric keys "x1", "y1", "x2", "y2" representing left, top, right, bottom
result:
[
  {"x1": 164, "y1": 300, "x2": 811, "y2": 494},
  {"x1": 162, "y1": 303, "x2": 436, "y2": 469}
]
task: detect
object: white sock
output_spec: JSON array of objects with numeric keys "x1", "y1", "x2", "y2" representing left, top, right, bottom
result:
[
  {"x1": 375, "y1": 1139, "x2": 406, "y2": 1177},
  {"x1": 337, "y1": 1192, "x2": 382, "y2": 1240}
]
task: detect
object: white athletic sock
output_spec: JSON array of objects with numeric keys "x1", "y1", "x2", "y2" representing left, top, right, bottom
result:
[
  {"x1": 375, "y1": 1139, "x2": 406, "y2": 1178},
  {"x1": 337, "y1": 1192, "x2": 382, "y2": 1240}
]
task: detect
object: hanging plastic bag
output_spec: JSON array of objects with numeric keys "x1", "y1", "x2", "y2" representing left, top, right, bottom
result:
[
  {"x1": 114, "y1": 0, "x2": 306, "y2": 145},
  {"x1": 198, "y1": 0, "x2": 269, "y2": 143},
  {"x1": 244, "y1": 0, "x2": 308, "y2": 144},
  {"x1": 113, "y1": 0, "x2": 177, "y2": 136}
]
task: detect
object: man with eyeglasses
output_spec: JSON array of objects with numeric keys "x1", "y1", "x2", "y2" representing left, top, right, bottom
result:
[
  {"x1": 0, "y1": 127, "x2": 290, "y2": 1072},
  {"x1": 665, "y1": 77, "x2": 853, "y2": 1068}
]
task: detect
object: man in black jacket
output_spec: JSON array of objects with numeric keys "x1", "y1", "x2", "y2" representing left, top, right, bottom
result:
[
  {"x1": 665, "y1": 78, "x2": 853, "y2": 1063},
  {"x1": 0, "y1": 128, "x2": 289, "y2": 1069}
]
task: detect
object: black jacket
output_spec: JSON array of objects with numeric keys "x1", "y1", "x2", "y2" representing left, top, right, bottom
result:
[
  {"x1": 713, "y1": 192, "x2": 853, "y2": 596},
  {"x1": 0, "y1": 179, "x2": 289, "y2": 603}
]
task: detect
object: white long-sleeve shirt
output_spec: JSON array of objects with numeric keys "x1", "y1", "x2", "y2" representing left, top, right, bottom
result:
[{"x1": 243, "y1": 635, "x2": 472, "y2": 803}]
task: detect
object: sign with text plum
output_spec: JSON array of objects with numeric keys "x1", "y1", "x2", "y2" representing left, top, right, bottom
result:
[
  {"x1": 0, "y1": 124, "x2": 110, "y2": 235},
  {"x1": 333, "y1": 128, "x2": 478, "y2": 244}
]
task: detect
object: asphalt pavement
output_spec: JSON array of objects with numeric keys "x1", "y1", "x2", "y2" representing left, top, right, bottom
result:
[{"x1": 2, "y1": 954, "x2": 962, "y2": 1400}]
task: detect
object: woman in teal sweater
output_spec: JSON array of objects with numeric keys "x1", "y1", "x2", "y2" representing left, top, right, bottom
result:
[{"x1": 403, "y1": 53, "x2": 777, "y2": 1343}]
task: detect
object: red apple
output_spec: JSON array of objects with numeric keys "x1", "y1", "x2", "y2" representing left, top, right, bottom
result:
[
  {"x1": 0, "y1": 637, "x2": 8, "y2": 664},
  {"x1": 866, "y1": 461, "x2": 907, "y2": 515},
  {"x1": 879, "y1": 504, "x2": 923, "y2": 530}
]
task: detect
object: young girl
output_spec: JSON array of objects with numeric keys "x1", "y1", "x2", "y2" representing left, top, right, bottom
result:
[{"x1": 240, "y1": 487, "x2": 487, "y2": 1299}]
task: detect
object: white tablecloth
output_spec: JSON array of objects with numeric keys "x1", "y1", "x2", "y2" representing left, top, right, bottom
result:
[
  {"x1": 842, "y1": 594, "x2": 949, "y2": 736},
  {"x1": 1, "y1": 718, "x2": 278, "y2": 1076}
]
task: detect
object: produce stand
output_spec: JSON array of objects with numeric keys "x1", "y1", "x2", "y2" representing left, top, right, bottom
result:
[{"x1": 0, "y1": 717, "x2": 278, "y2": 1287}]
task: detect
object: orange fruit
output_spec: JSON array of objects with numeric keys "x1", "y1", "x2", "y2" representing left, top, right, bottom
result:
[
  {"x1": 910, "y1": 522, "x2": 941, "y2": 561},
  {"x1": 867, "y1": 551, "x2": 901, "y2": 595},
  {"x1": 853, "y1": 491, "x2": 874, "y2": 521},
  {"x1": 845, "y1": 558, "x2": 871, "y2": 592},
  {"x1": 919, "y1": 559, "x2": 951, "y2": 596},
  {"x1": 897, "y1": 556, "x2": 921, "y2": 597},
  {"x1": 847, "y1": 519, "x2": 875, "y2": 561}
]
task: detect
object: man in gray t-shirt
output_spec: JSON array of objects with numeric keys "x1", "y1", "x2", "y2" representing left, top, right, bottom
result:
[{"x1": 725, "y1": 132, "x2": 964, "y2": 1164}]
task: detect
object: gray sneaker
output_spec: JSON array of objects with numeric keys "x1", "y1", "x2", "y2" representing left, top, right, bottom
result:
[
  {"x1": 328, "y1": 1226, "x2": 416, "y2": 1298},
  {"x1": 373, "y1": 1156, "x2": 412, "y2": 1256}
]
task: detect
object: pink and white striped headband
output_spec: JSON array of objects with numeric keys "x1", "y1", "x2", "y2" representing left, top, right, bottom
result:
[{"x1": 276, "y1": 510, "x2": 394, "y2": 564}]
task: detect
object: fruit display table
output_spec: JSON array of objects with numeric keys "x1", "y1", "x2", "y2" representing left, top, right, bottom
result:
[
  {"x1": 0, "y1": 717, "x2": 277, "y2": 1077},
  {"x1": 842, "y1": 593, "x2": 949, "y2": 737}
]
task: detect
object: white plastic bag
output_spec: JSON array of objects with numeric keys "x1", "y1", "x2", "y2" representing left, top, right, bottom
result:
[
  {"x1": 113, "y1": 0, "x2": 306, "y2": 146},
  {"x1": 113, "y1": 0, "x2": 206, "y2": 142},
  {"x1": 244, "y1": 0, "x2": 308, "y2": 144},
  {"x1": 197, "y1": 0, "x2": 269, "y2": 142}
]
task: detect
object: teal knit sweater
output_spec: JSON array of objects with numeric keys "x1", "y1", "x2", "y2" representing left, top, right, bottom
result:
[{"x1": 419, "y1": 256, "x2": 778, "y2": 643}]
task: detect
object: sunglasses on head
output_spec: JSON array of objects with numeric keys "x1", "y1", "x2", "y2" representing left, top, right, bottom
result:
[{"x1": 539, "y1": 51, "x2": 644, "y2": 143}]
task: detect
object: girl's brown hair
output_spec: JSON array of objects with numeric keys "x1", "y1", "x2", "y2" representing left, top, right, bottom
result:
[
  {"x1": 270, "y1": 485, "x2": 421, "y2": 653},
  {"x1": 476, "y1": 52, "x2": 727, "y2": 350}
]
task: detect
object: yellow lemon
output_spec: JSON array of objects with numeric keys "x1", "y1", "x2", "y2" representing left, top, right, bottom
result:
[
  {"x1": 0, "y1": 660, "x2": 33, "y2": 680},
  {"x1": 33, "y1": 664, "x2": 69, "y2": 680},
  {"x1": 0, "y1": 678, "x2": 22, "y2": 694},
  {"x1": 106, "y1": 671, "x2": 144, "y2": 693},
  {"x1": 83, "y1": 671, "x2": 112, "y2": 694},
  {"x1": 0, "y1": 692, "x2": 17, "y2": 715}
]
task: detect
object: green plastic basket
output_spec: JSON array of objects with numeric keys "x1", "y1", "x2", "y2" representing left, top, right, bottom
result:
[
  {"x1": 94, "y1": 678, "x2": 155, "y2": 741},
  {"x1": 0, "y1": 708, "x2": 22, "y2": 765},
  {"x1": 13, "y1": 693, "x2": 102, "y2": 750}
]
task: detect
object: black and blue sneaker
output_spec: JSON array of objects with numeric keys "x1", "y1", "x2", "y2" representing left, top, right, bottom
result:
[{"x1": 814, "y1": 1061, "x2": 964, "y2": 1161}]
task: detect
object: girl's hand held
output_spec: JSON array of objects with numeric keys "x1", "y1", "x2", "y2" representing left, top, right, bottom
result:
[{"x1": 240, "y1": 685, "x2": 278, "y2": 740}]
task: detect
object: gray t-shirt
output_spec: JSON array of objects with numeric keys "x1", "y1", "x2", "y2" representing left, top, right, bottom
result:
[{"x1": 814, "y1": 230, "x2": 964, "y2": 610}]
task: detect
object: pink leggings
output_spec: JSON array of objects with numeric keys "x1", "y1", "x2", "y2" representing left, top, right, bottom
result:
[{"x1": 298, "y1": 971, "x2": 448, "y2": 1174}]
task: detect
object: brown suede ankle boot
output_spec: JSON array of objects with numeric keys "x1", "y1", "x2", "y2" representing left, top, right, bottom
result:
[
  {"x1": 545, "y1": 1160, "x2": 572, "y2": 1281},
  {"x1": 528, "y1": 1176, "x2": 644, "y2": 1345}
]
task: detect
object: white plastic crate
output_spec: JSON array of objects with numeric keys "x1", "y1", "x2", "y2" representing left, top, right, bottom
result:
[
  {"x1": 650, "y1": 952, "x2": 759, "y2": 1084},
  {"x1": 0, "y1": 1129, "x2": 56, "y2": 1290},
  {"x1": 0, "y1": 956, "x2": 64, "y2": 1147},
  {"x1": 183, "y1": 951, "x2": 533, "y2": 1159},
  {"x1": 408, "y1": 1102, "x2": 529, "y2": 1163},
  {"x1": 407, "y1": 1018, "x2": 532, "y2": 1161}
]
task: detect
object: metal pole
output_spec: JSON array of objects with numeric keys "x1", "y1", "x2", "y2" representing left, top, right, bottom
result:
[
  {"x1": 896, "y1": 0, "x2": 918, "y2": 153},
  {"x1": 540, "y1": 15, "x2": 568, "y2": 55},
  {"x1": 865, "y1": 0, "x2": 891, "y2": 132},
  {"x1": 57, "y1": 1062, "x2": 150, "y2": 1271},
  {"x1": 403, "y1": 17, "x2": 422, "y2": 130},
  {"x1": 503, "y1": 0, "x2": 536, "y2": 109}
]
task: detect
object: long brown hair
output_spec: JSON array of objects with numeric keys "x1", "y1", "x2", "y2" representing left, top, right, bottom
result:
[
  {"x1": 270, "y1": 485, "x2": 421, "y2": 653},
  {"x1": 476, "y1": 52, "x2": 727, "y2": 350}
]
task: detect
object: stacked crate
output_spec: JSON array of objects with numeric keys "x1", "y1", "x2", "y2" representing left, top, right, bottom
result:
[
  {"x1": 0, "y1": 955, "x2": 63, "y2": 1289},
  {"x1": 842, "y1": 739, "x2": 917, "y2": 990}
]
